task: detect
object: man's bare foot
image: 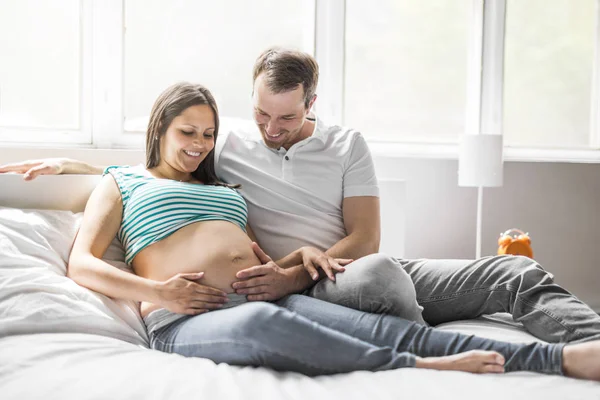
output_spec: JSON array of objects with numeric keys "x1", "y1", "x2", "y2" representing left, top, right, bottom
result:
[
  {"x1": 415, "y1": 350, "x2": 505, "y2": 374},
  {"x1": 562, "y1": 341, "x2": 600, "y2": 381}
]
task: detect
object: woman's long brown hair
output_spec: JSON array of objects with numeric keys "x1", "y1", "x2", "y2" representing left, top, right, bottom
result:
[{"x1": 145, "y1": 82, "x2": 238, "y2": 187}]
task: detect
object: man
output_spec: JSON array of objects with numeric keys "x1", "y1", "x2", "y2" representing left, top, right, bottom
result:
[{"x1": 2, "y1": 47, "x2": 599, "y2": 343}]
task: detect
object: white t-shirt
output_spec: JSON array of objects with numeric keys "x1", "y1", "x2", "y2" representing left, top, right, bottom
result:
[{"x1": 215, "y1": 116, "x2": 379, "y2": 260}]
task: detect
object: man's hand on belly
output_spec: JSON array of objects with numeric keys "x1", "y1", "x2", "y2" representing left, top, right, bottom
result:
[{"x1": 231, "y1": 243, "x2": 303, "y2": 301}]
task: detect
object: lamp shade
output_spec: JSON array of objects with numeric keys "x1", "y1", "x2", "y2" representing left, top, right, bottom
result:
[{"x1": 458, "y1": 134, "x2": 503, "y2": 187}]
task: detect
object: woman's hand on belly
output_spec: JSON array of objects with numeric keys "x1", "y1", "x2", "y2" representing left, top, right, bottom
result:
[
  {"x1": 152, "y1": 271, "x2": 230, "y2": 315},
  {"x1": 232, "y1": 242, "x2": 304, "y2": 301},
  {"x1": 133, "y1": 220, "x2": 262, "y2": 294}
]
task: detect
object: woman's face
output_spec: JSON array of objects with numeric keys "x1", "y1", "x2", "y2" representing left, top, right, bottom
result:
[{"x1": 158, "y1": 104, "x2": 216, "y2": 175}]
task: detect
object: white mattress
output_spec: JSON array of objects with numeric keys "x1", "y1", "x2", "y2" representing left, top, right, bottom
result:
[
  {"x1": 2, "y1": 321, "x2": 600, "y2": 400},
  {"x1": 0, "y1": 204, "x2": 599, "y2": 400}
]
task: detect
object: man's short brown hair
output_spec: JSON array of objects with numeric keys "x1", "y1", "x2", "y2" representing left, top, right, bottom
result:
[{"x1": 252, "y1": 47, "x2": 319, "y2": 109}]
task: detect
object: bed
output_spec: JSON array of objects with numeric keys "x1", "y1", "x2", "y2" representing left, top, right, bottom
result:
[{"x1": 0, "y1": 175, "x2": 599, "y2": 400}]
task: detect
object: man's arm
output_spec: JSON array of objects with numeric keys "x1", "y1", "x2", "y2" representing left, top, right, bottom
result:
[
  {"x1": 280, "y1": 131, "x2": 382, "y2": 291},
  {"x1": 235, "y1": 196, "x2": 380, "y2": 299},
  {"x1": 0, "y1": 158, "x2": 104, "y2": 180},
  {"x1": 326, "y1": 196, "x2": 380, "y2": 259},
  {"x1": 282, "y1": 195, "x2": 380, "y2": 291}
]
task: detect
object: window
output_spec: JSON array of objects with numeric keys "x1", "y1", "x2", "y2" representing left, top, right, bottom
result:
[
  {"x1": 0, "y1": 0, "x2": 89, "y2": 143},
  {"x1": 344, "y1": 0, "x2": 471, "y2": 143},
  {"x1": 503, "y1": 0, "x2": 596, "y2": 149},
  {"x1": 1, "y1": 0, "x2": 599, "y2": 159},
  {"x1": 123, "y1": 0, "x2": 312, "y2": 132}
]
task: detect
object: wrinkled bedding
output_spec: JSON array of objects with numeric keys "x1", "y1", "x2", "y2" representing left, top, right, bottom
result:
[{"x1": 0, "y1": 207, "x2": 598, "y2": 400}]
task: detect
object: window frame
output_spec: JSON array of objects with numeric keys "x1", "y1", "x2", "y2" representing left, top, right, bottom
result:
[
  {"x1": 339, "y1": 0, "x2": 600, "y2": 161},
  {"x1": 590, "y1": 0, "x2": 600, "y2": 150}
]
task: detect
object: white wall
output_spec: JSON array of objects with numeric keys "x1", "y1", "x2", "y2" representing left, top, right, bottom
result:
[{"x1": 1, "y1": 146, "x2": 599, "y2": 311}]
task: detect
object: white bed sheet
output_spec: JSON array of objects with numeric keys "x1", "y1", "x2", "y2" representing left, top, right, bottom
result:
[
  {"x1": 0, "y1": 207, "x2": 599, "y2": 400},
  {"x1": 2, "y1": 325, "x2": 599, "y2": 400},
  {"x1": 0, "y1": 207, "x2": 147, "y2": 346}
]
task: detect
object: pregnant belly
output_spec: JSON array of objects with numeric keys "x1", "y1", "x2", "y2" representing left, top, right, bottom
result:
[{"x1": 132, "y1": 220, "x2": 261, "y2": 317}]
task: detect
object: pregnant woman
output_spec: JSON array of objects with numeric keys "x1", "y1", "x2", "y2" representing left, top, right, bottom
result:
[{"x1": 67, "y1": 81, "x2": 600, "y2": 379}]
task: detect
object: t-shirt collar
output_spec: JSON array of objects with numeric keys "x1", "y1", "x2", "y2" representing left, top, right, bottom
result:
[
  {"x1": 307, "y1": 113, "x2": 326, "y2": 143},
  {"x1": 271, "y1": 113, "x2": 325, "y2": 154}
]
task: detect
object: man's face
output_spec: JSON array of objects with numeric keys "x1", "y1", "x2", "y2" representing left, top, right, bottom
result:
[{"x1": 252, "y1": 74, "x2": 313, "y2": 150}]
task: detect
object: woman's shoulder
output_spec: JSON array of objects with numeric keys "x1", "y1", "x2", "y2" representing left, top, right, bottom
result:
[{"x1": 102, "y1": 164, "x2": 150, "y2": 198}]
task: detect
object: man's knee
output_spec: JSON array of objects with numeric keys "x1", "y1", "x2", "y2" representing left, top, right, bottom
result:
[
  {"x1": 495, "y1": 255, "x2": 555, "y2": 286},
  {"x1": 344, "y1": 253, "x2": 415, "y2": 296},
  {"x1": 314, "y1": 253, "x2": 424, "y2": 321}
]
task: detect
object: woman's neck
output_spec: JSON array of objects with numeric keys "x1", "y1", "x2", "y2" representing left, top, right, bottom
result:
[{"x1": 150, "y1": 164, "x2": 193, "y2": 183}]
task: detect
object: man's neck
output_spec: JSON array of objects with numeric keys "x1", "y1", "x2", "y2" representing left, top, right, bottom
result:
[
  {"x1": 277, "y1": 115, "x2": 317, "y2": 151},
  {"x1": 287, "y1": 117, "x2": 316, "y2": 148}
]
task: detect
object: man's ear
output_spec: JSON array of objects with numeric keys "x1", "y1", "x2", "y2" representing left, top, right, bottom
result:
[{"x1": 307, "y1": 94, "x2": 317, "y2": 113}]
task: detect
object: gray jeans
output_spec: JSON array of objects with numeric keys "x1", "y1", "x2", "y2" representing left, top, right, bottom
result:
[
  {"x1": 149, "y1": 294, "x2": 564, "y2": 376},
  {"x1": 308, "y1": 253, "x2": 600, "y2": 343},
  {"x1": 306, "y1": 253, "x2": 427, "y2": 324}
]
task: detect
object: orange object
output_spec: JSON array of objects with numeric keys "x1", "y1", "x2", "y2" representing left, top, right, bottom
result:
[{"x1": 497, "y1": 228, "x2": 533, "y2": 259}]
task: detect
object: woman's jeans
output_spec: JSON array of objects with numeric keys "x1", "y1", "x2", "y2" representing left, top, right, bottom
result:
[{"x1": 149, "y1": 294, "x2": 565, "y2": 377}]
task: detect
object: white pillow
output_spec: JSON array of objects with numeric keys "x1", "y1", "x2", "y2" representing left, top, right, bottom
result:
[{"x1": 0, "y1": 207, "x2": 148, "y2": 347}]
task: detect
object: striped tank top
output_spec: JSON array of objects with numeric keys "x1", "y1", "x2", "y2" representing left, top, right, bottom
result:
[{"x1": 104, "y1": 165, "x2": 248, "y2": 265}]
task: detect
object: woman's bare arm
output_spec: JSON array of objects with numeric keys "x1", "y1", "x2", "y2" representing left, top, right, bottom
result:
[
  {"x1": 69, "y1": 175, "x2": 228, "y2": 314},
  {"x1": 68, "y1": 175, "x2": 159, "y2": 303},
  {"x1": 0, "y1": 158, "x2": 104, "y2": 180}
]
